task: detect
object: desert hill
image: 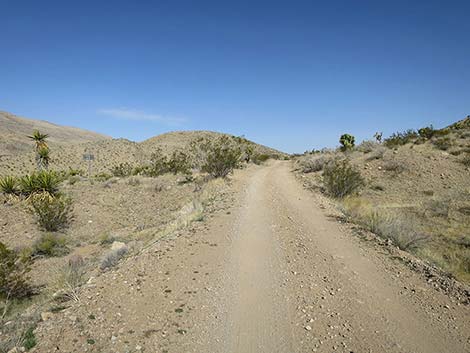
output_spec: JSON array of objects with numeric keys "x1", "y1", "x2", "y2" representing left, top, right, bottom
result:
[{"x1": 0, "y1": 111, "x2": 286, "y2": 175}]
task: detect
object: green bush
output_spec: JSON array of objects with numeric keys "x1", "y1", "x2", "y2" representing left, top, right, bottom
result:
[
  {"x1": 94, "y1": 172, "x2": 113, "y2": 182},
  {"x1": 111, "y1": 162, "x2": 133, "y2": 177},
  {"x1": 384, "y1": 129, "x2": 418, "y2": 147},
  {"x1": 0, "y1": 176, "x2": 18, "y2": 195},
  {"x1": 19, "y1": 171, "x2": 60, "y2": 196},
  {"x1": 145, "y1": 148, "x2": 170, "y2": 176},
  {"x1": 0, "y1": 242, "x2": 32, "y2": 300},
  {"x1": 418, "y1": 125, "x2": 435, "y2": 139},
  {"x1": 323, "y1": 159, "x2": 364, "y2": 198},
  {"x1": 32, "y1": 233, "x2": 68, "y2": 257},
  {"x1": 201, "y1": 136, "x2": 242, "y2": 178},
  {"x1": 23, "y1": 327, "x2": 37, "y2": 350},
  {"x1": 339, "y1": 134, "x2": 355, "y2": 151},
  {"x1": 30, "y1": 194, "x2": 73, "y2": 231},
  {"x1": 167, "y1": 150, "x2": 191, "y2": 175}
]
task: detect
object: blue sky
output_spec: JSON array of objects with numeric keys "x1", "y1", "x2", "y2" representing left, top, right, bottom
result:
[{"x1": 1, "y1": 0, "x2": 469, "y2": 153}]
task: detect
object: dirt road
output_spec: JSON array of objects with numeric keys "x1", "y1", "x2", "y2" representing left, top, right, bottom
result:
[{"x1": 37, "y1": 161, "x2": 469, "y2": 353}]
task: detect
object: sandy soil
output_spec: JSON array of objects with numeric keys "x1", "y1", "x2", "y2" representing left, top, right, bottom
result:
[{"x1": 34, "y1": 162, "x2": 469, "y2": 352}]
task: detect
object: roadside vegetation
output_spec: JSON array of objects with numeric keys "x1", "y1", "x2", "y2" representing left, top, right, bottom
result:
[
  {"x1": 0, "y1": 128, "x2": 286, "y2": 351},
  {"x1": 295, "y1": 116, "x2": 470, "y2": 283}
]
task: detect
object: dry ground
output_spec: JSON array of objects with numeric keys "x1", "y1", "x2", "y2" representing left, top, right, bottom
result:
[{"x1": 29, "y1": 161, "x2": 470, "y2": 353}]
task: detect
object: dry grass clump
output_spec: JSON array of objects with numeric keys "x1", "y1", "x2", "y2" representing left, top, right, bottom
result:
[
  {"x1": 51, "y1": 255, "x2": 86, "y2": 302},
  {"x1": 382, "y1": 159, "x2": 406, "y2": 174},
  {"x1": 342, "y1": 198, "x2": 428, "y2": 251},
  {"x1": 323, "y1": 159, "x2": 364, "y2": 198}
]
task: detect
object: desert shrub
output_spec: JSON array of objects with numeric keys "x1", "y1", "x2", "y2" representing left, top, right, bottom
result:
[
  {"x1": 95, "y1": 172, "x2": 113, "y2": 182},
  {"x1": 127, "y1": 177, "x2": 141, "y2": 186},
  {"x1": 460, "y1": 153, "x2": 470, "y2": 167},
  {"x1": 433, "y1": 137, "x2": 453, "y2": 151},
  {"x1": 30, "y1": 194, "x2": 72, "y2": 231},
  {"x1": 100, "y1": 245, "x2": 128, "y2": 270},
  {"x1": 418, "y1": 125, "x2": 436, "y2": 139},
  {"x1": 167, "y1": 150, "x2": 191, "y2": 175},
  {"x1": 67, "y1": 175, "x2": 80, "y2": 185},
  {"x1": 19, "y1": 171, "x2": 60, "y2": 196},
  {"x1": 145, "y1": 148, "x2": 170, "y2": 176},
  {"x1": 424, "y1": 199, "x2": 450, "y2": 218},
  {"x1": 66, "y1": 168, "x2": 84, "y2": 177},
  {"x1": 252, "y1": 153, "x2": 270, "y2": 165},
  {"x1": 356, "y1": 140, "x2": 377, "y2": 153},
  {"x1": 322, "y1": 159, "x2": 364, "y2": 198},
  {"x1": 23, "y1": 327, "x2": 37, "y2": 350},
  {"x1": 365, "y1": 146, "x2": 386, "y2": 161},
  {"x1": 0, "y1": 176, "x2": 18, "y2": 195},
  {"x1": 339, "y1": 134, "x2": 355, "y2": 151},
  {"x1": 0, "y1": 242, "x2": 32, "y2": 300},
  {"x1": 200, "y1": 136, "x2": 242, "y2": 178},
  {"x1": 111, "y1": 162, "x2": 133, "y2": 177},
  {"x1": 384, "y1": 129, "x2": 418, "y2": 147},
  {"x1": 383, "y1": 159, "x2": 405, "y2": 173},
  {"x1": 300, "y1": 155, "x2": 331, "y2": 173},
  {"x1": 32, "y1": 233, "x2": 68, "y2": 257},
  {"x1": 372, "y1": 214, "x2": 428, "y2": 251},
  {"x1": 52, "y1": 255, "x2": 86, "y2": 302}
]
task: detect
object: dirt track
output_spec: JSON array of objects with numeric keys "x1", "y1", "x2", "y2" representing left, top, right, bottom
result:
[{"x1": 37, "y1": 161, "x2": 470, "y2": 353}]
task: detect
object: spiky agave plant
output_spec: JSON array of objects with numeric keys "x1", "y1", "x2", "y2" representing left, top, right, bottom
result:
[
  {"x1": 19, "y1": 171, "x2": 60, "y2": 197},
  {"x1": 0, "y1": 176, "x2": 18, "y2": 195}
]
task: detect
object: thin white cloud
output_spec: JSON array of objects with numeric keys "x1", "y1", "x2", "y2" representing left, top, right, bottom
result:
[{"x1": 98, "y1": 108, "x2": 186, "y2": 126}]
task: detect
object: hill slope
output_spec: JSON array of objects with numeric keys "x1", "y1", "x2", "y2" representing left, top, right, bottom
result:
[{"x1": 0, "y1": 111, "x2": 286, "y2": 175}]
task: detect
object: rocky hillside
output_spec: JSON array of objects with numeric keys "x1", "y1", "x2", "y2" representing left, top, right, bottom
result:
[{"x1": 0, "y1": 111, "x2": 287, "y2": 175}]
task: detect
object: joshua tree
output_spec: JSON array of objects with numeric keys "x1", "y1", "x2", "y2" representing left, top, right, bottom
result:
[
  {"x1": 28, "y1": 130, "x2": 50, "y2": 170},
  {"x1": 374, "y1": 132, "x2": 383, "y2": 143},
  {"x1": 339, "y1": 133, "x2": 355, "y2": 151}
]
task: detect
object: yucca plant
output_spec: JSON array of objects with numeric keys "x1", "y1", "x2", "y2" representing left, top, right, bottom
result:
[
  {"x1": 19, "y1": 175, "x2": 38, "y2": 196},
  {"x1": 19, "y1": 171, "x2": 60, "y2": 197},
  {"x1": 28, "y1": 130, "x2": 49, "y2": 170},
  {"x1": 35, "y1": 170, "x2": 59, "y2": 194},
  {"x1": 0, "y1": 176, "x2": 18, "y2": 195}
]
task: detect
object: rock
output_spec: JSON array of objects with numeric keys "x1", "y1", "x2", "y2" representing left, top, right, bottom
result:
[
  {"x1": 7, "y1": 348, "x2": 19, "y2": 353},
  {"x1": 111, "y1": 241, "x2": 128, "y2": 252},
  {"x1": 41, "y1": 311, "x2": 54, "y2": 321}
]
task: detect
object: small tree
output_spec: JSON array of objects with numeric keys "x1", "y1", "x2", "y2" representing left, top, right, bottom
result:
[{"x1": 339, "y1": 134, "x2": 355, "y2": 151}]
